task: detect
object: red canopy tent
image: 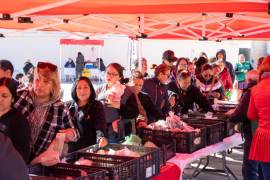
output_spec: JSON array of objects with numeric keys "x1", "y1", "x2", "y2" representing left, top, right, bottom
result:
[{"x1": 0, "y1": 0, "x2": 270, "y2": 40}]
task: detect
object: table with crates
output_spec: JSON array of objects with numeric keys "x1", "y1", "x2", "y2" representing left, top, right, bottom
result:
[{"x1": 28, "y1": 101, "x2": 243, "y2": 180}]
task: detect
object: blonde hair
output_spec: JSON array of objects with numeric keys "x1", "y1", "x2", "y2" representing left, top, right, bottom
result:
[{"x1": 34, "y1": 67, "x2": 61, "y2": 99}]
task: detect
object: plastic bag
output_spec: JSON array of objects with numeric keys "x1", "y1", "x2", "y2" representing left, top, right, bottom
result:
[
  {"x1": 105, "y1": 81, "x2": 126, "y2": 103},
  {"x1": 30, "y1": 133, "x2": 66, "y2": 166}
]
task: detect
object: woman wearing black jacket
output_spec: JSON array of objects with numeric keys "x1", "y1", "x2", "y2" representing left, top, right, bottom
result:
[
  {"x1": 0, "y1": 77, "x2": 30, "y2": 162},
  {"x1": 66, "y1": 77, "x2": 107, "y2": 152},
  {"x1": 167, "y1": 71, "x2": 213, "y2": 114}
]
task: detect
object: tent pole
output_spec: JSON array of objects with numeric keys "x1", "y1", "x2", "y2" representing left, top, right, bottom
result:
[{"x1": 59, "y1": 43, "x2": 62, "y2": 82}]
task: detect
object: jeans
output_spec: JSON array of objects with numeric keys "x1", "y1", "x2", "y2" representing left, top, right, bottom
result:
[
  {"x1": 260, "y1": 162, "x2": 270, "y2": 180},
  {"x1": 243, "y1": 135, "x2": 259, "y2": 180},
  {"x1": 243, "y1": 134, "x2": 264, "y2": 180}
]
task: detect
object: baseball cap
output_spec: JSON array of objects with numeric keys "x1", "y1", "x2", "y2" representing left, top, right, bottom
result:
[{"x1": 162, "y1": 50, "x2": 177, "y2": 62}]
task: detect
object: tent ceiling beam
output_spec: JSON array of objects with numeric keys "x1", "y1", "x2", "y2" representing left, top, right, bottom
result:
[
  {"x1": 184, "y1": 27, "x2": 202, "y2": 39},
  {"x1": 11, "y1": 0, "x2": 80, "y2": 18},
  {"x1": 210, "y1": 13, "x2": 270, "y2": 24},
  {"x1": 202, "y1": 15, "x2": 206, "y2": 37},
  {"x1": 190, "y1": 26, "x2": 228, "y2": 36},
  {"x1": 6, "y1": 21, "x2": 64, "y2": 36},
  {"x1": 211, "y1": 23, "x2": 270, "y2": 39},
  {"x1": 144, "y1": 13, "x2": 201, "y2": 28},
  {"x1": 167, "y1": 32, "x2": 197, "y2": 39},
  {"x1": 139, "y1": 14, "x2": 145, "y2": 34},
  {"x1": 67, "y1": 20, "x2": 137, "y2": 37},
  {"x1": 6, "y1": 14, "x2": 89, "y2": 36},
  {"x1": 148, "y1": 16, "x2": 228, "y2": 38},
  {"x1": 244, "y1": 28, "x2": 270, "y2": 36},
  {"x1": 215, "y1": 21, "x2": 241, "y2": 36},
  {"x1": 89, "y1": 14, "x2": 140, "y2": 36}
]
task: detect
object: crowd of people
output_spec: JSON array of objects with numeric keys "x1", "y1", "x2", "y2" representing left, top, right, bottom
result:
[{"x1": 0, "y1": 48, "x2": 269, "y2": 179}]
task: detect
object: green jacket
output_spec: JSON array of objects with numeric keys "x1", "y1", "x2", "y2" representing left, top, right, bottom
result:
[{"x1": 235, "y1": 61, "x2": 253, "y2": 82}]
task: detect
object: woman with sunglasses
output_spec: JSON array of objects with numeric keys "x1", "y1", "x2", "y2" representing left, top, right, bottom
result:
[
  {"x1": 66, "y1": 77, "x2": 107, "y2": 152},
  {"x1": 167, "y1": 70, "x2": 213, "y2": 114},
  {"x1": 0, "y1": 77, "x2": 30, "y2": 162},
  {"x1": 196, "y1": 64, "x2": 225, "y2": 102},
  {"x1": 96, "y1": 63, "x2": 139, "y2": 143},
  {"x1": 14, "y1": 62, "x2": 79, "y2": 163}
]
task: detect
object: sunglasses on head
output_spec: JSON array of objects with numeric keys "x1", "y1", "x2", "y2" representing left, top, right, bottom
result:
[{"x1": 37, "y1": 62, "x2": 57, "y2": 71}]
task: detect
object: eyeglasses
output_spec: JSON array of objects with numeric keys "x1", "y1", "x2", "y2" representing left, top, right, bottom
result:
[
  {"x1": 37, "y1": 62, "x2": 57, "y2": 71},
  {"x1": 106, "y1": 72, "x2": 119, "y2": 77}
]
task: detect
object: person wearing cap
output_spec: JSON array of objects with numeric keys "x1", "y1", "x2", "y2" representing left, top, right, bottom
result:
[
  {"x1": 162, "y1": 50, "x2": 178, "y2": 67},
  {"x1": 14, "y1": 61, "x2": 79, "y2": 163},
  {"x1": 167, "y1": 70, "x2": 213, "y2": 114},
  {"x1": 142, "y1": 64, "x2": 171, "y2": 116},
  {"x1": 0, "y1": 59, "x2": 19, "y2": 88}
]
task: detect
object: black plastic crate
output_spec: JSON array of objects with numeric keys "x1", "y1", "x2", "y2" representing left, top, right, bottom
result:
[
  {"x1": 152, "y1": 138, "x2": 176, "y2": 165},
  {"x1": 28, "y1": 163, "x2": 106, "y2": 180},
  {"x1": 204, "y1": 114, "x2": 236, "y2": 138},
  {"x1": 184, "y1": 120, "x2": 224, "y2": 145},
  {"x1": 139, "y1": 127, "x2": 207, "y2": 154},
  {"x1": 61, "y1": 152, "x2": 139, "y2": 180},
  {"x1": 79, "y1": 144, "x2": 160, "y2": 179}
]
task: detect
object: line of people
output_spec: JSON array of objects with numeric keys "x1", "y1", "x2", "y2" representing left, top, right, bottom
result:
[{"x1": 0, "y1": 49, "x2": 268, "y2": 179}]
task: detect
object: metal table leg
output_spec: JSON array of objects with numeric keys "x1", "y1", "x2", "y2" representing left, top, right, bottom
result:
[{"x1": 188, "y1": 151, "x2": 238, "y2": 180}]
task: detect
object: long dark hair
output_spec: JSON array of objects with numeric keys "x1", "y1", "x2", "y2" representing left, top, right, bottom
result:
[
  {"x1": 0, "y1": 77, "x2": 17, "y2": 100},
  {"x1": 71, "y1": 77, "x2": 96, "y2": 106}
]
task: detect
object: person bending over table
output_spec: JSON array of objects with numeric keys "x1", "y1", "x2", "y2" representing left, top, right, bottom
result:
[{"x1": 167, "y1": 70, "x2": 213, "y2": 114}]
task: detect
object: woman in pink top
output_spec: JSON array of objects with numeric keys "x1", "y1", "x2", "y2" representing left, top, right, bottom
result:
[{"x1": 248, "y1": 55, "x2": 270, "y2": 180}]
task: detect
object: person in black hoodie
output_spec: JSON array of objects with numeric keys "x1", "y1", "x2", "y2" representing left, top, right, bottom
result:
[
  {"x1": 167, "y1": 70, "x2": 213, "y2": 114},
  {"x1": 216, "y1": 49, "x2": 235, "y2": 83},
  {"x1": 129, "y1": 71, "x2": 165, "y2": 126},
  {"x1": 228, "y1": 70, "x2": 263, "y2": 180},
  {"x1": 66, "y1": 76, "x2": 107, "y2": 152}
]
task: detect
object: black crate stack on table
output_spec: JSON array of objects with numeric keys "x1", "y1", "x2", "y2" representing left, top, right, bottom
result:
[
  {"x1": 78, "y1": 144, "x2": 161, "y2": 179},
  {"x1": 28, "y1": 163, "x2": 106, "y2": 180},
  {"x1": 139, "y1": 126, "x2": 207, "y2": 154},
  {"x1": 61, "y1": 152, "x2": 139, "y2": 180}
]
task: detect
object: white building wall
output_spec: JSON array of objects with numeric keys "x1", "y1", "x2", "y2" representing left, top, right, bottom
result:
[{"x1": 0, "y1": 32, "x2": 262, "y2": 79}]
